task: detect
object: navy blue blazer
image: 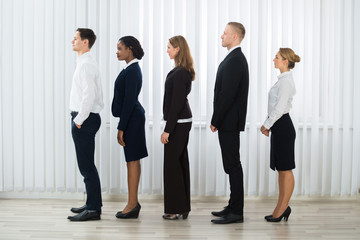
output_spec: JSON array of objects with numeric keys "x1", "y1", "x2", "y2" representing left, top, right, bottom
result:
[
  {"x1": 112, "y1": 63, "x2": 145, "y2": 131},
  {"x1": 211, "y1": 47, "x2": 249, "y2": 131}
]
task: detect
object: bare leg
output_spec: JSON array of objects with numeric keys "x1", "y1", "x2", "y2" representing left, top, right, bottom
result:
[
  {"x1": 122, "y1": 160, "x2": 141, "y2": 213},
  {"x1": 271, "y1": 174, "x2": 284, "y2": 216},
  {"x1": 272, "y1": 170, "x2": 294, "y2": 218}
]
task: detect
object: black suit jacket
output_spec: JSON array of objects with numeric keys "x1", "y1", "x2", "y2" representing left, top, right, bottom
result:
[
  {"x1": 211, "y1": 47, "x2": 249, "y2": 131},
  {"x1": 163, "y1": 66, "x2": 192, "y2": 134}
]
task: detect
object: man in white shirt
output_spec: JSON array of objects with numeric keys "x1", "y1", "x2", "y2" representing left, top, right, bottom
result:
[{"x1": 67, "y1": 28, "x2": 104, "y2": 221}]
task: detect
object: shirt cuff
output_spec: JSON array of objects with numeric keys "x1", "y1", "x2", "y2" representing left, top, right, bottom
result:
[
  {"x1": 263, "y1": 119, "x2": 272, "y2": 130},
  {"x1": 73, "y1": 111, "x2": 90, "y2": 126}
]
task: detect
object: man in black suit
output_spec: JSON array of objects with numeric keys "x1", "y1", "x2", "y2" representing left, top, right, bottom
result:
[{"x1": 210, "y1": 22, "x2": 249, "y2": 224}]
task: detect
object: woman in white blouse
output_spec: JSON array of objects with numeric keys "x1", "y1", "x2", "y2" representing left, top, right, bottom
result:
[{"x1": 261, "y1": 48, "x2": 300, "y2": 222}]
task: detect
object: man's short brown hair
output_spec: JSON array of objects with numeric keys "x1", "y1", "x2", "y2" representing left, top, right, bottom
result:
[
  {"x1": 227, "y1": 22, "x2": 245, "y2": 40},
  {"x1": 76, "y1": 28, "x2": 96, "y2": 49}
]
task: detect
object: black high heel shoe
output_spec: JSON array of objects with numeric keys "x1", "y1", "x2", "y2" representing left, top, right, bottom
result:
[
  {"x1": 264, "y1": 214, "x2": 272, "y2": 220},
  {"x1": 266, "y1": 206, "x2": 291, "y2": 222},
  {"x1": 162, "y1": 212, "x2": 189, "y2": 220},
  {"x1": 116, "y1": 202, "x2": 141, "y2": 219}
]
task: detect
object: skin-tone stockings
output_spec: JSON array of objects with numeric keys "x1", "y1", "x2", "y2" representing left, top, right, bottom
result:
[{"x1": 272, "y1": 170, "x2": 294, "y2": 218}]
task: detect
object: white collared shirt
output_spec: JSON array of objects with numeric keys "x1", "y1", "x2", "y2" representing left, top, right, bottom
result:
[
  {"x1": 69, "y1": 52, "x2": 104, "y2": 125},
  {"x1": 263, "y1": 71, "x2": 296, "y2": 129},
  {"x1": 123, "y1": 58, "x2": 139, "y2": 69}
]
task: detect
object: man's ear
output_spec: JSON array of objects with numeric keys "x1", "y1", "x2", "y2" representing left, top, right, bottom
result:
[
  {"x1": 83, "y1": 39, "x2": 89, "y2": 47},
  {"x1": 233, "y1": 33, "x2": 238, "y2": 41}
]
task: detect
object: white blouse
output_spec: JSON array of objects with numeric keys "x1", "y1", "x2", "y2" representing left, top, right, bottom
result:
[
  {"x1": 123, "y1": 58, "x2": 139, "y2": 69},
  {"x1": 263, "y1": 71, "x2": 296, "y2": 129}
]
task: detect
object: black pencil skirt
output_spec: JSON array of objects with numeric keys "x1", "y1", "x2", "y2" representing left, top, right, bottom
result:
[
  {"x1": 163, "y1": 122, "x2": 192, "y2": 214},
  {"x1": 270, "y1": 113, "x2": 296, "y2": 171},
  {"x1": 123, "y1": 114, "x2": 148, "y2": 162}
]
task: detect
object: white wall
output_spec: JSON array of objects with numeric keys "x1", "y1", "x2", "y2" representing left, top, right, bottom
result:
[{"x1": 0, "y1": 0, "x2": 359, "y2": 197}]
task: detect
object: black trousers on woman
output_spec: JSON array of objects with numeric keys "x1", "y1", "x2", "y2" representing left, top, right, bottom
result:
[{"x1": 164, "y1": 122, "x2": 192, "y2": 214}]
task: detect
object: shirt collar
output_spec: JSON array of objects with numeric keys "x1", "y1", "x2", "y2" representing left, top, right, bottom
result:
[
  {"x1": 124, "y1": 58, "x2": 139, "y2": 69},
  {"x1": 77, "y1": 51, "x2": 91, "y2": 63},
  {"x1": 227, "y1": 44, "x2": 241, "y2": 56},
  {"x1": 278, "y1": 71, "x2": 292, "y2": 79}
]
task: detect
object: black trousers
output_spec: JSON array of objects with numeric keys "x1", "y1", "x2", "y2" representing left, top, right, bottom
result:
[
  {"x1": 71, "y1": 112, "x2": 102, "y2": 211},
  {"x1": 163, "y1": 122, "x2": 192, "y2": 214},
  {"x1": 218, "y1": 130, "x2": 244, "y2": 215}
]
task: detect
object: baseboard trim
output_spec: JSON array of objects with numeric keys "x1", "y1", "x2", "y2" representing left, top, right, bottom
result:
[{"x1": 0, "y1": 192, "x2": 358, "y2": 201}]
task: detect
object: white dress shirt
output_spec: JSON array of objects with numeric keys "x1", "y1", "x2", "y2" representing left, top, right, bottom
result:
[
  {"x1": 263, "y1": 71, "x2": 296, "y2": 129},
  {"x1": 69, "y1": 52, "x2": 104, "y2": 125}
]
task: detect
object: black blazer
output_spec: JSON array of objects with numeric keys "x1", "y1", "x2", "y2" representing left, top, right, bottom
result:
[
  {"x1": 163, "y1": 66, "x2": 192, "y2": 134},
  {"x1": 211, "y1": 47, "x2": 249, "y2": 131},
  {"x1": 111, "y1": 63, "x2": 145, "y2": 131}
]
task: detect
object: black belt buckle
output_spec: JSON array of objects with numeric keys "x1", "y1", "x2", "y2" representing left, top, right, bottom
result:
[{"x1": 71, "y1": 111, "x2": 78, "y2": 117}]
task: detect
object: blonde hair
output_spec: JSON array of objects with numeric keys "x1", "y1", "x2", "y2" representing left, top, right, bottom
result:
[
  {"x1": 169, "y1": 35, "x2": 195, "y2": 81},
  {"x1": 279, "y1": 48, "x2": 301, "y2": 69},
  {"x1": 227, "y1": 22, "x2": 246, "y2": 40}
]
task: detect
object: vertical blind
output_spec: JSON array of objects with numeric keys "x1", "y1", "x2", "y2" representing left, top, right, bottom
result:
[{"x1": 0, "y1": 0, "x2": 359, "y2": 197}]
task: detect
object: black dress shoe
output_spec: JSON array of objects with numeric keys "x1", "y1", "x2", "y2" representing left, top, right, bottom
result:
[
  {"x1": 68, "y1": 210, "x2": 101, "y2": 221},
  {"x1": 71, "y1": 205, "x2": 102, "y2": 214},
  {"x1": 211, "y1": 206, "x2": 231, "y2": 217},
  {"x1": 71, "y1": 205, "x2": 87, "y2": 213},
  {"x1": 211, "y1": 213, "x2": 244, "y2": 224},
  {"x1": 116, "y1": 202, "x2": 141, "y2": 219}
]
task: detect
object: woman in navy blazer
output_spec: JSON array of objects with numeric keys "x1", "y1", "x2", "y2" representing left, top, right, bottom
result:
[
  {"x1": 112, "y1": 36, "x2": 148, "y2": 219},
  {"x1": 161, "y1": 35, "x2": 195, "y2": 220}
]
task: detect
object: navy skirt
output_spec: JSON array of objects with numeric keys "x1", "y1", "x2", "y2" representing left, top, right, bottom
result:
[
  {"x1": 270, "y1": 113, "x2": 296, "y2": 171},
  {"x1": 123, "y1": 114, "x2": 148, "y2": 162}
]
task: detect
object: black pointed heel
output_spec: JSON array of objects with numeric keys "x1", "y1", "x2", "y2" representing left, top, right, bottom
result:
[
  {"x1": 266, "y1": 206, "x2": 291, "y2": 222},
  {"x1": 181, "y1": 212, "x2": 189, "y2": 219}
]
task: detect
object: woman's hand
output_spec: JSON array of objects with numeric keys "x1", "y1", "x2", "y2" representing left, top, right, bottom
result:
[
  {"x1": 161, "y1": 132, "x2": 170, "y2": 144},
  {"x1": 210, "y1": 124, "x2": 218, "y2": 132},
  {"x1": 260, "y1": 125, "x2": 270, "y2": 137},
  {"x1": 117, "y1": 130, "x2": 126, "y2": 146}
]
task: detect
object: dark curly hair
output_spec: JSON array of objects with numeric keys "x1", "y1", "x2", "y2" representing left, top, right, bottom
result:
[{"x1": 119, "y1": 36, "x2": 144, "y2": 60}]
